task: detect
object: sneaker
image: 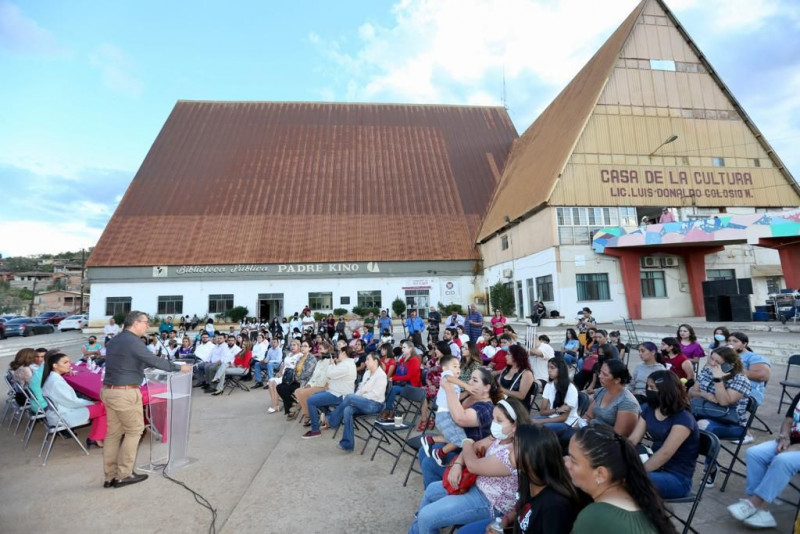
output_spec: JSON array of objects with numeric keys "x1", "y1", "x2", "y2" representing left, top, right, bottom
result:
[
  {"x1": 432, "y1": 448, "x2": 447, "y2": 468},
  {"x1": 337, "y1": 443, "x2": 353, "y2": 453},
  {"x1": 267, "y1": 407, "x2": 277, "y2": 414},
  {"x1": 730, "y1": 433, "x2": 754, "y2": 445},
  {"x1": 301, "y1": 430, "x2": 321, "y2": 439},
  {"x1": 704, "y1": 467, "x2": 717, "y2": 489},
  {"x1": 743, "y1": 509, "x2": 777, "y2": 529},
  {"x1": 252, "y1": 382, "x2": 263, "y2": 389},
  {"x1": 727, "y1": 499, "x2": 758, "y2": 521},
  {"x1": 420, "y1": 436, "x2": 436, "y2": 458}
]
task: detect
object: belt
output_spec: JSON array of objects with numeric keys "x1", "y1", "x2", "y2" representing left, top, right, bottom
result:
[{"x1": 103, "y1": 384, "x2": 139, "y2": 390}]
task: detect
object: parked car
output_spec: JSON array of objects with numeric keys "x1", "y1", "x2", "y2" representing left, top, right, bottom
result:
[
  {"x1": 0, "y1": 316, "x2": 24, "y2": 339},
  {"x1": 37, "y1": 311, "x2": 69, "y2": 325},
  {"x1": 0, "y1": 321, "x2": 4, "y2": 340},
  {"x1": 58, "y1": 314, "x2": 88, "y2": 332},
  {"x1": 3, "y1": 318, "x2": 56, "y2": 337}
]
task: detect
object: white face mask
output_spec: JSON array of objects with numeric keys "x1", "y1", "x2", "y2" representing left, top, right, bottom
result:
[{"x1": 490, "y1": 421, "x2": 510, "y2": 440}]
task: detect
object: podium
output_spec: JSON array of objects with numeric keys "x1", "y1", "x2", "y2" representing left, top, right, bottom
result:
[{"x1": 138, "y1": 368, "x2": 195, "y2": 474}]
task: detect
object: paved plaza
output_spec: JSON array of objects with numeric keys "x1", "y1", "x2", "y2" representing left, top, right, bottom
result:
[{"x1": 1, "y1": 321, "x2": 798, "y2": 533}]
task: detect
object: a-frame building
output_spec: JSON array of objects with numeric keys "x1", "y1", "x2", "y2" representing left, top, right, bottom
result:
[{"x1": 478, "y1": 0, "x2": 800, "y2": 320}]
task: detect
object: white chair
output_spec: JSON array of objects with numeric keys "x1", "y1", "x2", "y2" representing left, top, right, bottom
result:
[{"x1": 38, "y1": 395, "x2": 89, "y2": 467}]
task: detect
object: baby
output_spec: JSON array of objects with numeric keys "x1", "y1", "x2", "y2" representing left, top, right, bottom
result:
[{"x1": 420, "y1": 355, "x2": 471, "y2": 466}]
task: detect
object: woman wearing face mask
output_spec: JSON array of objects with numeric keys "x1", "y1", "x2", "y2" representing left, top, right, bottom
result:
[
  {"x1": 629, "y1": 371, "x2": 700, "y2": 499},
  {"x1": 628, "y1": 342, "x2": 666, "y2": 402},
  {"x1": 408, "y1": 398, "x2": 530, "y2": 534},
  {"x1": 660, "y1": 337, "x2": 695, "y2": 382},
  {"x1": 708, "y1": 326, "x2": 730, "y2": 351}
]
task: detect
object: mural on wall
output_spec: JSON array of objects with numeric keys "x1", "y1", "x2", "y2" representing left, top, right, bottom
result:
[{"x1": 592, "y1": 209, "x2": 800, "y2": 254}]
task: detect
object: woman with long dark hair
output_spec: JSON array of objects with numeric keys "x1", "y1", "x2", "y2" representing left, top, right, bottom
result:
[
  {"x1": 562, "y1": 328, "x2": 580, "y2": 366},
  {"x1": 660, "y1": 337, "x2": 694, "y2": 382},
  {"x1": 630, "y1": 371, "x2": 699, "y2": 499},
  {"x1": 708, "y1": 325, "x2": 730, "y2": 351},
  {"x1": 629, "y1": 342, "x2": 666, "y2": 400},
  {"x1": 566, "y1": 425, "x2": 676, "y2": 533},
  {"x1": 676, "y1": 323, "x2": 705, "y2": 364},
  {"x1": 499, "y1": 345, "x2": 535, "y2": 408},
  {"x1": 532, "y1": 356, "x2": 580, "y2": 441}
]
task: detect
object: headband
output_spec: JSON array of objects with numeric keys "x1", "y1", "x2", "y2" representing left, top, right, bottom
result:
[{"x1": 497, "y1": 399, "x2": 517, "y2": 422}]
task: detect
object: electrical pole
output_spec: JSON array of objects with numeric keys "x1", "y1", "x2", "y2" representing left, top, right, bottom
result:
[
  {"x1": 79, "y1": 248, "x2": 85, "y2": 314},
  {"x1": 28, "y1": 277, "x2": 37, "y2": 317}
]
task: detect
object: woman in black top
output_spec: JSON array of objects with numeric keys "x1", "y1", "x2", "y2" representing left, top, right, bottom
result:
[
  {"x1": 513, "y1": 424, "x2": 583, "y2": 533},
  {"x1": 499, "y1": 345, "x2": 535, "y2": 408}
]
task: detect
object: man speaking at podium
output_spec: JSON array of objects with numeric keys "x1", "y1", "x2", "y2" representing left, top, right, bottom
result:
[{"x1": 101, "y1": 310, "x2": 192, "y2": 489}]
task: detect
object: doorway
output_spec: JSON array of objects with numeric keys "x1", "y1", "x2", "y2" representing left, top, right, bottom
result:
[{"x1": 258, "y1": 293, "x2": 284, "y2": 322}]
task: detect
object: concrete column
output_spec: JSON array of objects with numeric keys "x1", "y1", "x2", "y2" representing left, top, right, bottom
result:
[
  {"x1": 676, "y1": 247, "x2": 723, "y2": 318},
  {"x1": 602, "y1": 248, "x2": 643, "y2": 320},
  {"x1": 758, "y1": 239, "x2": 800, "y2": 289}
]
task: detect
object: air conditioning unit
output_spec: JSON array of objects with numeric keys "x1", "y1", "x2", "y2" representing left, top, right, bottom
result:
[
  {"x1": 661, "y1": 257, "x2": 679, "y2": 268},
  {"x1": 502, "y1": 268, "x2": 513, "y2": 278},
  {"x1": 641, "y1": 257, "x2": 660, "y2": 268}
]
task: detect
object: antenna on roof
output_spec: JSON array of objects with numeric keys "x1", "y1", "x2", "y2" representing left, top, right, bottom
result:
[{"x1": 502, "y1": 66, "x2": 508, "y2": 111}]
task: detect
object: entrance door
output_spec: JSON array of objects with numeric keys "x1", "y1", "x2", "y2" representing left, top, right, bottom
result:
[
  {"x1": 405, "y1": 289, "x2": 430, "y2": 318},
  {"x1": 258, "y1": 293, "x2": 284, "y2": 322}
]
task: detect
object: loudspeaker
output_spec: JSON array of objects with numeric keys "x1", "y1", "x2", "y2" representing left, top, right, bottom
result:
[
  {"x1": 736, "y1": 278, "x2": 753, "y2": 295},
  {"x1": 718, "y1": 278, "x2": 739, "y2": 296},
  {"x1": 704, "y1": 296, "x2": 731, "y2": 322},
  {"x1": 729, "y1": 295, "x2": 752, "y2": 322},
  {"x1": 702, "y1": 281, "x2": 716, "y2": 297}
]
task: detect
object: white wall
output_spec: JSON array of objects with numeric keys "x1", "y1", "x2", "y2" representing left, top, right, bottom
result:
[
  {"x1": 88, "y1": 275, "x2": 478, "y2": 325},
  {"x1": 482, "y1": 248, "x2": 559, "y2": 318}
]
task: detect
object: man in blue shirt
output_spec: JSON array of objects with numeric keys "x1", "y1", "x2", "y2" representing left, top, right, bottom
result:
[
  {"x1": 378, "y1": 310, "x2": 393, "y2": 338},
  {"x1": 465, "y1": 304, "x2": 483, "y2": 343},
  {"x1": 404, "y1": 310, "x2": 425, "y2": 346}
]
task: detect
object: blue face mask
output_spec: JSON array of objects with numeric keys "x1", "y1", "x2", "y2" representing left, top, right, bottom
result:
[{"x1": 714, "y1": 334, "x2": 726, "y2": 342}]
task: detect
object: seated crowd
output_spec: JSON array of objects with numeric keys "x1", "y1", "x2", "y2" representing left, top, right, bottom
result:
[{"x1": 6, "y1": 308, "x2": 797, "y2": 532}]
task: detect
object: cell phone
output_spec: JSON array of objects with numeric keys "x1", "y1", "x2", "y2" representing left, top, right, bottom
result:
[{"x1": 721, "y1": 362, "x2": 733, "y2": 374}]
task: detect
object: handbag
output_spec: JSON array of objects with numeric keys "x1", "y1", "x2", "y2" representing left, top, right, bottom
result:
[
  {"x1": 442, "y1": 449, "x2": 484, "y2": 495},
  {"x1": 690, "y1": 397, "x2": 739, "y2": 425}
]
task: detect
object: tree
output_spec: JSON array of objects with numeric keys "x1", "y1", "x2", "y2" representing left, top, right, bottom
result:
[
  {"x1": 391, "y1": 297, "x2": 406, "y2": 318},
  {"x1": 224, "y1": 306, "x2": 249, "y2": 323},
  {"x1": 490, "y1": 282, "x2": 515, "y2": 316}
]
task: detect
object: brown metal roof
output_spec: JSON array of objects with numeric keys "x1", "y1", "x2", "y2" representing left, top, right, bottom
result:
[
  {"x1": 477, "y1": 0, "x2": 647, "y2": 242},
  {"x1": 88, "y1": 101, "x2": 517, "y2": 267}
]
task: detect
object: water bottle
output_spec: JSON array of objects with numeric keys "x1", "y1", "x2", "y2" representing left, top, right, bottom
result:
[{"x1": 489, "y1": 517, "x2": 503, "y2": 533}]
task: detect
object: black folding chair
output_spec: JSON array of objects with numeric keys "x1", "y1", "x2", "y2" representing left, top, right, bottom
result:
[
  {"x1": 331, "y1": 381, "x2": 392, "y2": 455},
  {"x1": 527, "y1": 381, "x2": 540, "y2": 412},
  {"x1": 778, "y1": 355, "x2": 800, "y2": 414},
  {"x1": 719, "y1": 396, "x2": 759, "y2": 492},
  {"x1": 366, "y1": 386, "x2": 425, "y2": 474},
  {"x1": 403, "y1": 403, "x2": 437, "y2": 486},
  {"x1": 664, "y1": 430, "x2": 720, "y2": 534},
  {"x1": 39, "y1": 395, "x2": 90, "y2": 467},
  {"x1": 577, "y1": 391, "x2": 590, "y2": 418},
  {"x1": 222, "y1": 367, "x2": 250, "y2": 395}
]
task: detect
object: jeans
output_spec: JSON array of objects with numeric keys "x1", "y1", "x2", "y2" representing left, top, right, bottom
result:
[
  {"x1": 307, "y1": 391, "x2": 343, "y2": 432},
  {"x1": 649, "y1": 470, "x2": 692, "y2": 499},
  {"x1": 699, "y1": 419, "x2": 745, "y2": 440},
  {"x1": 326, "y1": 394, "x2": 383, "y2": 451},
  {"x1": 745, "y1": 439, "x2": 800, "y2": 503},
  {"x1": 541, "y1": 421, "x2": 576, "y2": 442},
  {"x1": 457, "y1": 518, "x2": 497, "y2": 534},
  {"x1": 385, "y1": 383, "x2": 408, "y2": 411},
  {"x1": 417, "y1": 446, "x2": 457, "y2": 488},
  {"x1": 409, "y1": 482, "x2": 493, "y2": 534},
  {"x1": 253, "y1": 361, "x2": 281, "y2": 382},
  {"x1": 563, "y1": 352, "x2": 577, "y2": 366}
]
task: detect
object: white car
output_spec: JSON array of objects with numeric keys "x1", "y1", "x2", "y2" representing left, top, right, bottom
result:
[{"x1": 58, "y1": 314, "x2": 88, "y2": 332}]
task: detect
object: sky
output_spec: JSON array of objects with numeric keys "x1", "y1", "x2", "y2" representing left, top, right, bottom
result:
[{"x1": 1, "y1": 0, "x2": 799, "y2": 258}]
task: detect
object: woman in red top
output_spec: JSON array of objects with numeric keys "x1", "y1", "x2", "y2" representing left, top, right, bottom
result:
[
  {"x1": 661, "y1": 337, "x2": 695, "y2": 381},
  {"x1": 379, "y1": 339, "x2": 421, "y2": 421},
  {"x1": 379, "y1": 342, "x2": 396, "y2": 379},
  {"x1": 491, "y1": 309, "x2": 506, "y2": 336}
]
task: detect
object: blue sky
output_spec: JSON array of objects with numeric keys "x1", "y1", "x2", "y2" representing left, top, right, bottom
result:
[{"x1": 1, "y1": 0, "x2": 798, "y2": 257}]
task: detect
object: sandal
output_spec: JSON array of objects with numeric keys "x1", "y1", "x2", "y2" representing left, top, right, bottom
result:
[
  {"x1": 427, "y1": 419, "x2": 435, "y2": 430},
  {"x1": 416, "y1": 420, "x2": 426, "y2": 432}
]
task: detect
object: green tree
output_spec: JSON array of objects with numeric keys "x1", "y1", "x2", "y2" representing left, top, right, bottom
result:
[
  {"x1": 391, "y1": 297, "x2": 406, "y2": 318},
  {"x1": 490, "y1": 282, "x2": 515, "y2": 316}
]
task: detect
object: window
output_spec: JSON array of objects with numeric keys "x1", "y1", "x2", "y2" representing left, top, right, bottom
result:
[
  {"x1": 105, "y1": 297, "x2": 131, "y2": 316},
  {"x1": 340, "y1": 296, "x2": 350, "y2": 305},
  {"x1": 641, "y1": 271, "x2": 667, "y2": 298},
  {"x1": 308, "y1": 292, "x2": 333, "y2": 310},
  {"x1": 157, "y1": 295, "x2": 183, "y2": 315},
  {"x1": 556, "y1": 207, "x2": 637, "y2": 244},
  {"x1": 650, "y1": 59, "x2": 676, "y2": 71},
  {"x1": 357, "y1": 290, "x2": 382, "y2": 308},
  {"x1": 712, "y1": 157, "x2": 725, "y2": 167},
  {"x1": 706, "y1": 269, "x2": 735, "y2": 281},
  {"x1": 516, "y1": 281, "x2": 524, "y2": 317},
  {"x1": 765, "y1": 276, "x2": 782, "y2": 295},
  {"x1": 536, "y1": 275, "x2": 554, "y2": 302},
  {"x1": 576, "y1": 273, "x2": 610, "y2": 301},
  {"x1": 753, "y1": 158, "x2": 761, "y2": 168},
  {"x1": 501, "y1": 235, "x2": 509, "y2": 250},
  {"x1": 208, "y1": 294, "x2": 234, "y2": 314}
]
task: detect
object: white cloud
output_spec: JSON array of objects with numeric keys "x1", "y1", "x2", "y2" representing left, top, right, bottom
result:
[
  {"x1": 0, "y1": 220, "x2": 101, "y2": 257},
  {"x1": 0, "y1": 1, "x2": 66, "y2": 56},
  {"x1": 88, "y1": 43, "x2": 144, "y2": 98},
  {"x1": 674, "y1": 0, "x2": 784, "y2": 32}
]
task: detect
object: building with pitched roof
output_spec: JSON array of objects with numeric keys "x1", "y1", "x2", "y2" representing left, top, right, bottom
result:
[
  {"x1": 88, "y1": 0, "x2": 800, "y2": 324},
  {"x1": 87, "y1": 102, "x2": 517, "y2": 322},
  {"x1": 478, "y1": 0, "x2": 800, "y2": 321}
]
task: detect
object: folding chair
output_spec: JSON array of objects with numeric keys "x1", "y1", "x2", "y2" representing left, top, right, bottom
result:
[
  {"x1": 39, "y1": 395, "x2": 90, "y2": 467},
  {"x1": 6, "y1": 375, "x2": 29, "y2": 435},
  {"x1": 749, "y1": 382, "x2": 773, "y2": 435},
  {"x1": 331, "y1": 381, "x2": 393, "y2": 454},
  {"x1": 527, "y1": 381, "x2": 540, "y2": 412},
  {"x1": 2, "y1": 372, "x2": 17, "y2": 426},
  {"x1": 367, "y1": 386, "x2": 425, "y2": 474},
  {"x1": 402, "y1": 403, "x2": 438, "y2": 487},
  {"x1": 778, "y1": 355, "x2": 800, "y2": 414},
  {"x1": 719, "y1": 396, "x2": 759, "y2": 492},
  {"x1": 222, "y1": 367, "x2": 250, "y2": 395},
  {"x1": 577, "y1": 391, "x2": 590, "y2": 418},
  {"x1": 21, "y1": 384, "x2": 46, "y2": 449},
  {"x1": 663, "y1": 430, "x2": 719, "y2": 534}
]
